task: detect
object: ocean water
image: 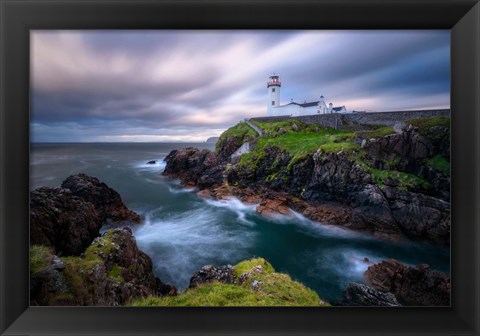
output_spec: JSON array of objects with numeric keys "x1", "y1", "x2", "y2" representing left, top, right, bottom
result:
[{"x1": 30, "y1": 142, "x2": 450, "y2": 303}]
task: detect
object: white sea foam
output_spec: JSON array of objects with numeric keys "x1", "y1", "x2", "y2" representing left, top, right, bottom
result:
[
  {"x1": 167, "y1": 186, "x2": 196, "y2": 194},
  {"x1": 337, "y1": 250, "x2": 383, "y2": 279},
  {"x1": 133, "y1": 160, "x2": 166, "y2": 171},
  {"x1": 266, "y1": 209, "x2": 370, "y2": 240},
  {"x1": 204, "y1": 197, "x2": 258, "y2": 226}
]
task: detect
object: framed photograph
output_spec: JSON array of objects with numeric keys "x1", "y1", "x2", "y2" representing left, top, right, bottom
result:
[{"x1": 1, "y1": 0, "x2": 479, "y2": 335}]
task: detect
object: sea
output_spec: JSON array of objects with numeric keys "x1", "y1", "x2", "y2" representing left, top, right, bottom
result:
[{"x1": 30, "y1": 142, "x2": 450, "y2": 303}]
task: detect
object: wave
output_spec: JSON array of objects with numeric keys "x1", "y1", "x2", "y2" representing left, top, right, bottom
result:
[
  {"x1": 167, "y1": 186, "x2": 196, "y2": 194},
  {"x1": 133, "y1": 205, "x2": 255, "y2": 289},
  {"x1": 133, "y1": 159, "x2": 166, "y2": 172},
  {"x1": 264, "y1": 209, "x2": 371, "y2": 240},
  {"x1": 204, "y1": 197, "x2": 258, "y2": 226}
]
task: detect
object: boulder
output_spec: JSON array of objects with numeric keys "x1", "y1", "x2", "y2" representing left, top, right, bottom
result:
[
  {"x1": 146, "y1": 160, "x2": 157, "y2": 164},
  {"x1": 365, "y1": 259, "x2": 450, "y2": 306},
  {"x1": 61, "y1": 174, "x2": 140, "y2": 224},
  {"x1": 189, "y1": 265, "x2": 236, "y2": 288},
  {"x1": 336, "y1": 282, "x2": 401, "y2": 306}
]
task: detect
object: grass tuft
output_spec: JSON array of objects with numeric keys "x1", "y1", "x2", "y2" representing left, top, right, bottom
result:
[
  {"x1": 30, "y1": 245, "x2": 53, "y2": 274},
  {"x1": 426, "y1": 155, "x2": 450, "y2": 174}
]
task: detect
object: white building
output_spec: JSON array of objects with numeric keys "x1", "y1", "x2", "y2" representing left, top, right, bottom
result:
[{"x1": 267, "y1": 74, "x2": 348, "y2": 117}]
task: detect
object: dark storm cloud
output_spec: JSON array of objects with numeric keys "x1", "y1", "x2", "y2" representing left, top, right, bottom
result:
[{"x1": 31, "y1": 30, "x2": 450, "y2": 142}]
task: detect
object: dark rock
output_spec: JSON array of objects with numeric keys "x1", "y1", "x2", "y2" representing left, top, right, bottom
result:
[
  {"x1": 364, "y1": 129, "x2": 433, "y2": 161},
  {"x1": 30, "y1": 253, "x2": 70, "y2": 305},
  {"x1": 30, "y1": 187, "x2": 102, "y2": 256},
  {"x1": 217, "y1": 136, "x2": 244, "y2": 163},
  {"x1": 163, "y1": 148, "x2": 224, "y2": 188},
  {"x1": 189, "y1": 265, "x2": 236, "y2": 288},
  {"x1": 381, "y1": 186, "x2": 450, "y2": 244},
  {"x1": 146, "y1": 160, "x2": 157, "y2": 164},
  {"x1": 61, "y1": 174, "x2": 140, "y2": 224},
  {"x1": 31, "y1": 174, "x2": 141, "y2": 256},
  {"x1": 365, "y1": 259, "x2": 450, "y2": 306},
  {"x1": 336, "y1": 282, "x2": 401, "y2": 306},
  {"x1": 306, "y1": 150, "x2": 371, "y2": 203}
]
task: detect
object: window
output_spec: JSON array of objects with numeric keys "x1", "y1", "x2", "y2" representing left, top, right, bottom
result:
[
  {"x1": 272, "y1": 101, "x2": 275, "y2": 106},
  {"x1": 272, "y1": 88, "x2": 275, "y2": 92}
]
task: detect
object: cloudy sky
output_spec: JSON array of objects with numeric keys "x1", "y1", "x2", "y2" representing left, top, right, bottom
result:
[{"x1": 31, "y1": 30, "x2": 450, "y2": 142}]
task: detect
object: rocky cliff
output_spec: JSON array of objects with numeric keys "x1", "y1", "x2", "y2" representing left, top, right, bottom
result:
[
  {"x1": 163, "y1": 116, "x2": 450, "y2": 245},
  {"x1": 31, "y1": 174, "x2": 140, "y2": 256},
  {"x1": 30, "y1": 174, "x2": 175, "y2": 306}
]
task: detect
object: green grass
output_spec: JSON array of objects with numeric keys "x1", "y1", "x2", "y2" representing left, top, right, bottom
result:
[
  {"x1": 129, "y1": 282, "x2": 279, "y2": 306},
  {"x1": 129, "y1": 257, "x2": 329, "y2": 307},
  {"x1": 426, "y1": 155, "x2": 450, "y2": 174},
  {"x1": 85, "y1": 231, "x2": 117, "y2": 257},
  {"x1": 30, "y1": 245, "x2": 53, "y2": 274},
  {"x1": 254, "y1": 129, "x2": 357, "y2": 162},
  {"x1": 216, "y1": 122, "x2": 257, "y2": 153},
  {"x1": 233, "y1": 257, "x2": 275, "y2": 277},
  {"x1": 407, "y1": 116, "x2": 450, "y2": 129},
  {"x1": 364, "y1": 126, "x2": 396, "y2": 139},
  {"x1": 60, "y1": 230, "x2": 126, "y2": 298},
  {"x1": 252, "y1": 120, "x2": 308, "y2": 136},
  {"x1": 407, "y1": 116, "x2": 450, "y2": 137},
  {"x1": 107, "y1": 265, "x2": 124, "y2": 284},
  {"x1": 367, "y1": 167, "x2": 431, "y2": 189}
]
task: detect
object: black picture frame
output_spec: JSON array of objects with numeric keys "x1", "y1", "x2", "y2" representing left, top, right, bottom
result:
[{"x1": 1, "y1": 0, "x2": 479, "y2": 335}]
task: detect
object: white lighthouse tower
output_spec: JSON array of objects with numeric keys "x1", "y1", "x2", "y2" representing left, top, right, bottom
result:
[{"x1": 267, "y1": 74, "x2": 281, "y2": 116}]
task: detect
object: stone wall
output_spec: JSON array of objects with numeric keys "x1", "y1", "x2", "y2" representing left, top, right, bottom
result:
[{"x1": 251, "y1": 109, "x2": 450, "y2": 129}]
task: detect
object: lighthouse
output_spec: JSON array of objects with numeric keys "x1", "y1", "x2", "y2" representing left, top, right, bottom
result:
[{"x1": 267, "y1": 75, "x2": 281, "y2": 117}]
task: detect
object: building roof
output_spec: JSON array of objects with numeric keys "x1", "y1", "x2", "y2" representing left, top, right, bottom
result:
[
  {"x1": 275, "y1": 102, "x2": 347, "y2": 110},
  {"x1": 299, "y1": 101, "x2": 320, "y2": 107}
]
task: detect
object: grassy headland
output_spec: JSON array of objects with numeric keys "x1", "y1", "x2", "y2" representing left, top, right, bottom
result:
[{"x1": 129, "y1": 258, "x2": 329, "y2": 307}]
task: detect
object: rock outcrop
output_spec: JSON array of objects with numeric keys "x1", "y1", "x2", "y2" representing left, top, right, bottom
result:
[
  {"x1": 30, "y1": 187, "x2": 102, "y2": 256},
  {"x1": 381, "y1": 186, "x2": 450, "y2": 244},
  {"x1": 31, "y1": 228, "x2": 176, "y2": 306},
  {"x1": 61, "y1": 173, "x2": 140, "y2": 224},
  {"x1": 31, "y1": 174, "x2": 141, "y2": 256},
  {"x1": 336, "y1": 282, "x2": 401, "y2": 306},
  {"x1": 163, "y1": 118, "x2": 450, "y2": 245},
  {"x1": 365, "y1": 259, "x2": 450, "y2": 306},
  {"x1": 162, "y1": 147, "x2": 224, "y2": 189}
]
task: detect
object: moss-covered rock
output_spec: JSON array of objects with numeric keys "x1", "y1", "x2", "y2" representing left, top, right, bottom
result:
[
  {"x1": 129, "y1": 258, "x2": 329, "y2": 307},
  {"x1": 30, "y1": 228, "x2": 176, "y2": 306}
]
